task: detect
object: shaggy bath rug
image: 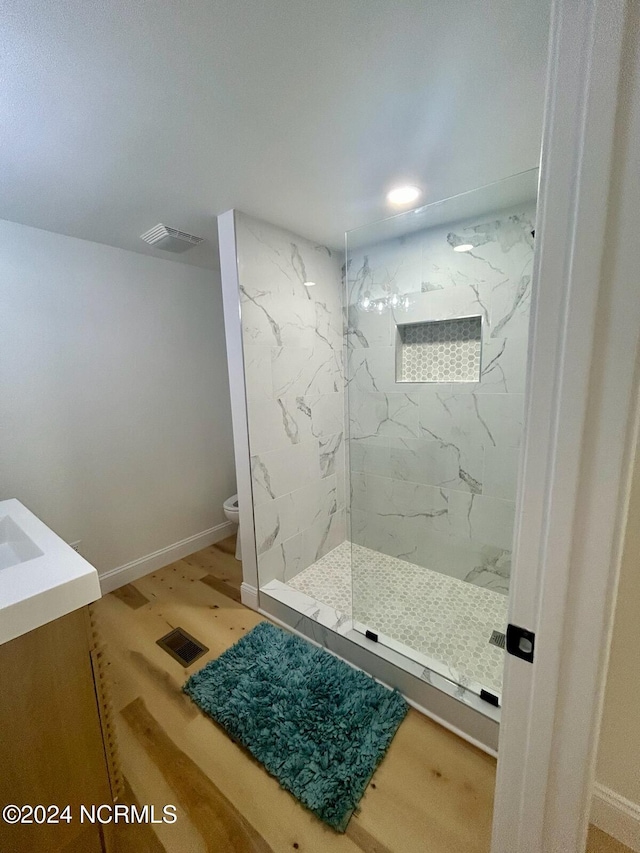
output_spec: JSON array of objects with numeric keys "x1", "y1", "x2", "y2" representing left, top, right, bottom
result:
[{"x1": 183, "y1": 621, "x2": 408, "y2": 831}]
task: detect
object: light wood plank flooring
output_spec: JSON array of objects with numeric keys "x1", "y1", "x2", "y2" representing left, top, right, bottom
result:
[{"x1": 92, "y1": 536, "x2": 629, "y2": 853}]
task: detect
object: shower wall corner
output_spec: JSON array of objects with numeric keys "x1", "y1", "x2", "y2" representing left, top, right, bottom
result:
[{"x1": 217, "y1": 209, "x2": 259, "y2": 609}]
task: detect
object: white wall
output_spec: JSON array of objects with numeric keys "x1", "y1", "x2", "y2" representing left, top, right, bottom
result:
[
  {"x1": 594, "y1": 435, "x2": 640, "y2": 847},
  {"x1": 0, "y1": 218, "x2": 236, "y2": 576},
  {"x1": 590, "y1": 5, "x2": 640, "y2": 847}
]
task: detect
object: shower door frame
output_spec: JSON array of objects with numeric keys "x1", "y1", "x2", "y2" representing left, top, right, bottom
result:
[{"x1": 492, "y1": 0, "x2": 639, "y2": 851}]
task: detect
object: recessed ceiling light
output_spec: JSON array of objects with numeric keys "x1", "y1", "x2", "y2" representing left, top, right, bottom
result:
[
  {"x1": 453, "y1": 243, "x2": 474, "y2": 253},
  {"x1": 386, "y1": 185, "x2": 421, "y2": 206},
  {"x1": 303, "y1": 281, "x2": 316, "y2": 287}
]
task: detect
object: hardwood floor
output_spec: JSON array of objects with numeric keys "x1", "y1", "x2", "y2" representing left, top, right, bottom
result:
[
  {"x1": 587, "y1": 826, "x2": 635, "y2": 853},
  {"x1": 92, "y1": 536, "x2": 629, "y2": 853}
]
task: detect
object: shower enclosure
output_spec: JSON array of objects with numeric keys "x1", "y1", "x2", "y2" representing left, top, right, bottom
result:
[{"x1": 219, "y1": 168, "x2": 537, "y2": 752}]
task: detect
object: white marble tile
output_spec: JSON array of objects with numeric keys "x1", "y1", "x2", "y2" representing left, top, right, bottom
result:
[
  {"x1": 364, "y1": 235, "x2": 422, "y2": 297},
  {"x1": 314, "y1": 298, "x2": 344, "y2": 350},
  {"x1": 347, "y1": 344, "x2": 443, "y2": 396},
  {"x1": 253, "y1": 492, "x2": 298, "y2": 555},
  {"x1": 276, "y1": 345, "x2": 342, "y2": 397},
  {"x1": 346, "y1": 239, "x2": 422, "y2": 308},
  {"x1": 490, "y1": 258, "x2": 534, "y2": 341},
  {"x1": 280, "y1": 538, "x2": 308, "y2": 583},
  {"x1": 237, "y1": 212, "x2": 347, "y2": 594},
  {"x1": 483, "y1": 445, "x2": 521, "y2": 501},
  {"x1": 350, "y1": 507, "x2": 406, "y2": 558},
  {"x1": 302, "y1": 391, "x2": 344, "y2": 439},
  {"x1": 262, "y1": 579, "x2": 349, "y2": 632},
  {"x1": 448, "y1": 491, "x2": 516, "y2": 552},
  {"x1": 463, "y1": 550, "x2": 511, "y2": 595},
  {"x1": 336, "y1": 468, "x2": 346, "y2": 511},
  {"x1": 319, "y1": 431, "x2": 344, "y2": 478},
  {"x1": 251, "y1": 440, "x2": 320, "y2": 507},
  {"x1": 347, "y1": 346, "x2": 397, "y2": 393},
  {"x1": 241, "y1": 291, "x2": 317, "y2": 348},
  {"x1": 353, "y1": 508, "x2": 511, "y2": 593},
  {"x1": 472, "y1": 393, "x2": 525, "y2": 448},
  {"x1": 477, "y1": 329, "x2": 529, "y2": 394},
  {"x1": 418, "y1": 388, "x2": 489, "y2": 447},
  {"x1": 237, "y1": 213, "x2": 341, "y2": 302},
  {"x1": 257, "y1": 547, "x2": 285, "y2": 584},
  {"x1": 410, "y1": 529, "x2": 483, "y2": 582},
  {"x1": 349, "y1": 390, "x2": 420, "y2": 441},
  {"x1": 387, "y1": 437, "x2": 460, "y2": 488},
  {"x1": 348, "y1": 390, "x2": 387, "y2": 440},
  {"x1": 246, "y1": 394, "x2": 314, "y2": 455},
  {"x1": 350, "y1": 471, "x2": 448, "y2": 523},
  {"x1": 294, "y1": 475, "x2": 338, "y2": 532},
  {"x1": 301, "y1": 507, "x2": 347, "y2": 568},
  {"x1": 443, "y1": 209, "x2": 534, "y2": 281},
  {"x1": 420, "y1": 242, "x2": 496, "y2": 292},
  {"x1": 271, "y1": 346, "x2": 313, "y2": 397},
  {"x1": 242, "y1": 345, "x2": 274, "y2": 400},
  {"x1": 369, "y1": 511, "x2": 459, "y2": 568},
  {"x1": 391, "y1": 282, "x2": 493, "y2": 334},
  {"x1": 417, "y1": 392, "x2": 485, "y2": 492},
  {"x1": 347, "y1": 303, "x2": 394, "y2": 349},
  {"x1": 258, "y1": 533, "x2": 305, "y2": 584},
  {"x1": 349, "y1": 436, "x2": 391, "y2": 477}
]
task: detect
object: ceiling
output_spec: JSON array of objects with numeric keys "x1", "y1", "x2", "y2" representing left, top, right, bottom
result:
[{"x1": 2, "y1": 0, "x2": 551, "y2": 269}]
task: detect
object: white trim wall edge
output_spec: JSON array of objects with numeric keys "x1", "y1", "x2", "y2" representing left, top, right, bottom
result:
[
  {"x1": 591, "y1": 785, "x2": 640, "y2": 852},
  {"x1": 217, "y1": 210, "x2": 260, "y2": 595},
  {"x1": 98, "y1": 521, "x2": 235, "y2": 594},
  {"x1": 240, "y1": 583, "x2": 259, "y2": 609}
]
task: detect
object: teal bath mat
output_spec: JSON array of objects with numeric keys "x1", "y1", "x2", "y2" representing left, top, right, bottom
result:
[{"x1": 184, "y1": 621, "x2": 408, "y2": 831}]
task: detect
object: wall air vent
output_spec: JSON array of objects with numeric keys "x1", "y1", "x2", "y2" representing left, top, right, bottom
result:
[{"x1": 140, "y1": 223, "x2": 204, "y2": 253}]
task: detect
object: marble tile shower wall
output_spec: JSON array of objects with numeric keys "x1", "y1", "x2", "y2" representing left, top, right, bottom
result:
[
  {"x1": 346, "y1": 204, "x2": 536, "y2": 594},
  {"x1": 235, "y1": 212, "x2": 347, "y2": 585}
]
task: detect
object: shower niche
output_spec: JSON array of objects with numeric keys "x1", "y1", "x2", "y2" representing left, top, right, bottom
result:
[{"x1": 395, "y1": 315, "x2": 482, "y2": 383}]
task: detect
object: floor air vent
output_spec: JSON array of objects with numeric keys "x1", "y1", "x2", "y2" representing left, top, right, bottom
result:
[
  {"x1": 156, "y1": 627, "x2": 208, "y2": 666},
  {"x1": 489, "y1": 630, "x2": 506, "y2": 650}
]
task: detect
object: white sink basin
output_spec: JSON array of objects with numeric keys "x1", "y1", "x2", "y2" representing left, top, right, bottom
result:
[
  {"x1": 0, "y1": 499, "x2": 101, "y2": 646},
  {"x1": 0, "y1": 515, "x2": 44, "y2": 571}
]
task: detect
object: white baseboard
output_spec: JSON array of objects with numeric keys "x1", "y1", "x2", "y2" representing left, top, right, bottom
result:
[
  {"x1": 99, "y1": 521, "x2": 235, "y2": 594},
  {"x1": 240, "y1": 582, "x2": 259, "y2": 610},
  {"x1": 592, "y1": 783, "x2": 640, "y2": 851}
]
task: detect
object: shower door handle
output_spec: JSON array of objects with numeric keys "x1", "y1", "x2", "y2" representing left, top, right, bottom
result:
[{"x1": 506, "y1": 624, "x2": 535, "y2": 663}]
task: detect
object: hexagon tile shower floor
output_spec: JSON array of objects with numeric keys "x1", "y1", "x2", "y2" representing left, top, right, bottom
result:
[{"x1": 289, "y1": 541, "x2": 507, "y2": 695}]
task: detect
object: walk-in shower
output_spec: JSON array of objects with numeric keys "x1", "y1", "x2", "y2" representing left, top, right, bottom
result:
[{"x1": 219, "y1": 169, "x2": 537, "y2": 752}]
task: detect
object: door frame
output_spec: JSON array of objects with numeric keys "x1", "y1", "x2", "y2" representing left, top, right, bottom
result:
[{"x1": 492, "y1": 0, "x2": 640, "y2": 850}]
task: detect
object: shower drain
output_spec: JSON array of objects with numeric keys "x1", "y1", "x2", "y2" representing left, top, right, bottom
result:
[{"x1": 489, "y1": 630, "x2": 506, "y2": 650}]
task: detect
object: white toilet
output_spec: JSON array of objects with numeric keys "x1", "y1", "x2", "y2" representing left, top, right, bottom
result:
[{"x1": 223, "y1": 494, "x2": 241, "y2": 560}]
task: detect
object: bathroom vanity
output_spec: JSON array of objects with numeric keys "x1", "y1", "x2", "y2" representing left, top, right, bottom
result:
[{"x1": 0, "y1": 500, "x2": 116, "y2": 853}]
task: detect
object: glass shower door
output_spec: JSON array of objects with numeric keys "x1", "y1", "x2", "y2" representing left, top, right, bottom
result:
[{"x1": 345, "y1": 170, "x2": 538, "y2": 701}]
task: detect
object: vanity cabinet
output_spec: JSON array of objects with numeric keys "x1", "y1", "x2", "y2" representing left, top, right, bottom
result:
[{"x1": 0, "y1": 605, "x2": 116, "y2": 853}]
